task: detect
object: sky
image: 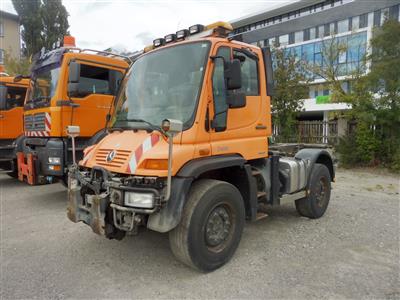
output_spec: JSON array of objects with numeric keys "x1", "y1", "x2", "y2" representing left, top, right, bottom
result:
[{"x1": 1, "y1": 0, "x2": 292, "y2": 52}]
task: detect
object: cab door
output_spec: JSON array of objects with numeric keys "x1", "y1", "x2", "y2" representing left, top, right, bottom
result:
[
  {"x1": 209, "y1": 44, "x2": 268, "y2": 160},
  {"x1": 0, "y1": 84, "x2": 26, "y2": 139},
  {"x1": 62, "y1": 61, "x2": 124, "y2": 138}
]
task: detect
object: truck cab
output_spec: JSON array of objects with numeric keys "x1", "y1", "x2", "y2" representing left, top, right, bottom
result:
[
  {"x1": 17, "y1": 37, "x2": 130, "y2": 185},
  {"x1": 0, "y1": 71, "x2": 29, "y2": 176},
  {"x1": 68, "y1": 23, "x2": 335, "y2": 271}
]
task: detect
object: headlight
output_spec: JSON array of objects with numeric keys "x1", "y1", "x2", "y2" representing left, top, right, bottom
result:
[
  {"x1": 48, "y1": 157, "x2": 61, "y2": 165},
  {"x1": 124, "y1": 192, "x2": 155, "y2": 209}
]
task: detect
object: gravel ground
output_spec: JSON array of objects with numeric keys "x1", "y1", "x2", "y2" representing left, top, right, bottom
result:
[{"x1": 0, "y1": 169, "x2": 399, "y2": 299}]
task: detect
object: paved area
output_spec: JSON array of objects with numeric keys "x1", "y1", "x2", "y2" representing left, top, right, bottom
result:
[{"x1": 1, "y1": 169, "x2": 399, "y2": 299}]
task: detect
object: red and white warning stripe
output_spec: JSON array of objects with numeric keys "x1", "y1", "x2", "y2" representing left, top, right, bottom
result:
[
  {"x1": 81, "y1": 145, "x2": 95, "y2": 166},
  {"x1": 127, "y1": 134, "x2": 160, "y2": 173},
  {"x1": 25, "y1": 130, "x2": 50, "y2": 137},
  {"x1": 44, "y1": 112, "x2": 51, "y2": 132}
]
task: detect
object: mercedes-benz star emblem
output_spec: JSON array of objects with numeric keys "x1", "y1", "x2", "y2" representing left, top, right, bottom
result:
[{"x1": 106, "y1": 150, "x2": 116, "y2": 162}]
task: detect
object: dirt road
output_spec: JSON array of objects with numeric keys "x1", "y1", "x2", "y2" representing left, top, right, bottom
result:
[{"x1": 1, "y1": 169, "x2": 399, "y2": 299}]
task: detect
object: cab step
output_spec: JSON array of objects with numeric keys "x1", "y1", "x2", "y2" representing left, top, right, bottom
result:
[
  {"x1": 257, "y1": 191, "x2": 267, "y2": 199},
  {"x1": 256, "y1": 212, "x2": 268, "y2": 221}
]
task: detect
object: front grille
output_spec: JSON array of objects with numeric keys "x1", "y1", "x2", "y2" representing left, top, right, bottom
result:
[
  {"x1": 95, "y1": 149, "x2": 131, "y2": 168},
  {"x1": 24, "y1": 112, "x2": 47, "y2": 131}
]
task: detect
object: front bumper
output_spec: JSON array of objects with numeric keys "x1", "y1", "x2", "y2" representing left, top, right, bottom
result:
[
  {"x1": 67, "y1": 168, "x2": 162, "y2": 239},
  {"x1": 24, "y1": 137, "x2": 65, "y2": 176}
]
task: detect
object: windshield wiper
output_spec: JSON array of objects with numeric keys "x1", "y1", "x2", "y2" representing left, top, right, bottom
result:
[{"x1": 114, "y1": 118, "x2": 162, "y2": 133}]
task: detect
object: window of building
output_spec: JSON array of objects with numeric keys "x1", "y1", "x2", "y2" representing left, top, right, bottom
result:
[
  {"x1": 269, "y1": 38, "x2": 277, "y2": 47},
  {"x1": 304, "y1": 28, "x2": 310, "y2": 41},
  {"x1": 318, "y1": 25, "x2": 325, "y2": 38},
  {"x1": 279, "y1": 34, "x2": 289, "y2": 46},
  {"x1": 381, "y1": 7, "x2": 390, "y2": 25},
  {"x1": 310, "y1": 27, "x2": 316, "y2": 40},
  {"x1": 352, "y1": 16, "x2": 360, "y2": 30},
  {"x1": 338, "y1": 49, "x2": 347, "y2": 64},
  {"x1": 359, "y1": 13, "x2": 368, "y2": 28},
  {"x1": 0, "y1": 49, "x2": 4, "y2": 64},
  {"x1": 323, "y1": 89, "x2": 330, "y2": 96},
  {"x1": 302, "y1": 43, "x2": 314, "y2": 64},
  {"x1": 373, "y1": 10, "x2": 381, "y2": 26},
  {"x1": 294, "y1": 31, "x2": 303, "y2": 43},
  {"x1": 337, "y1": 19, "x2": 349, "y2": 33},
  {"x1": 0, "y1": 22, "x2": 3, "y2": 37},
  {"x1": 330, "y1": 22, "x2": 336, "y2": 35},
  {"x1": 368, "y1": 12, "x2": 374, "y2": 27},
  {"x1": 389, "y1": 4, "x2": 399, "y2": 20}
]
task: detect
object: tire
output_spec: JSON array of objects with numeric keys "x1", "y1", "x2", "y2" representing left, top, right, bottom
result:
[
  {"x1": 5, "y1": 160, "x2": 18, "y2": 178},
  {"x1": 60, "y1": 175, "x2": 69, "y2": 188},
  {"x1": 6, "y1": 170, "x2": 18, "y2": 179},
  {"x1": 169, "y1": 179, "x2": 245, "y2": 272},
  {"x1": 295, "y1": 163, "x2": 331, "y2": 219}
]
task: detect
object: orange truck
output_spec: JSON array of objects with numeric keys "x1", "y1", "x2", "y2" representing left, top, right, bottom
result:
[
  {"x1": 0, "y1": 68, "x2": 29, "y2": 177},
  {"x1": 67, "y1": 22, "x2": 335, "y2": 271},
  {"x1": 16, "y1": 37, "x2": 130, "y2": 185}
]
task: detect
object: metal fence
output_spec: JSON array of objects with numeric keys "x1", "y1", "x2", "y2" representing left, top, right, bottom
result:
[{"x1": 273, "y1": 120, "x2": 339, "y2": 145}]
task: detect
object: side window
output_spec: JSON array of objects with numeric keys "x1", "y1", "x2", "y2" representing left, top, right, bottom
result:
[
  {"x1": 75, "y1": 64, "x2": 123, "y2": 98},
  {"x1": 233, "y1": 50, "x2": 260, "y2": 96},
  {"x1": 3, "y1": 86, "x2": 27, "y2": 110},
  {"x1": 211, "y1": 47, "x2": 231, "y2": 132}
]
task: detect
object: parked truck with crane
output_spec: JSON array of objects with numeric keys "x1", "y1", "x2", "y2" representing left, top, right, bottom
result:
[
  {"x1": 0, "y1": 66, "x2": 29, "y2": 177},
  {"x1": 67, "y1": 22, "x2": 334, "y2": 272},
  {"x1": 15, "y1": 36, "x2": 130, "y2": 185}
]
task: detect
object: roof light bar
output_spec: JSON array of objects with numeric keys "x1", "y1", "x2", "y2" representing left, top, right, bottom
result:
[
  {"x1": 153, "y1": 38, "x2": 165, "y2": 48},
  {"x1": 63, "y1": 36, "x2": 76, "y2": 48},
  {"x1": 189, "y1": 24, "x2": 205, "y2": 35},
  {"x1": 164, "y1": 34, "x2": 177, "y2": 43},
  {"x1": 205, "y1": 21, "x2": 233, "y2": 31},
  {"x1": 176, "y1": 29, "x2": 189, "y2": 40}
]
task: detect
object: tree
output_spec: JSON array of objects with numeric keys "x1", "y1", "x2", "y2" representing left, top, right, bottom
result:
[
  {"x1": 365, "y1": 19, "x2": 400, "y2": 170},
  {"x1": 4, "y1": 50, "x2": 31, "y2": 75},
  {"x1": 12, "y1": 0, "x2": 70, "y2": 57},
  {"x1": 40, "y1": 0, "x2": 70, "y2": 51},
  {"x1": 271, "y1": 46, "x2": 308, "y2": 141},
  {"x1": 12, "y1": 0, "x2": 42, "y2": 57},
  {"x1": 322, "y1": 19, "x2": 400, "y2": 171}
]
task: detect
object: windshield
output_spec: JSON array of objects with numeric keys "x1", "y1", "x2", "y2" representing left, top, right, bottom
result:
[
  {"x1": 28, "y1": 64, "x2": 60, "y2": 104},
  {"x1": 113, "y1": 41, "x2": 210, "y2": 129}
]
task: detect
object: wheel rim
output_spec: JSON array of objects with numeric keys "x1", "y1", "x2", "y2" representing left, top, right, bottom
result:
[
  {"x1": 205, "y1": 203, "x2": 235, "y2": 252},
  {"x1": 315, "y1": 176, "x2": 328, "y2": 208}
]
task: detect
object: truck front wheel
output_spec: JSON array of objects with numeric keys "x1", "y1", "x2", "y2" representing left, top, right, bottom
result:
[
  {"x1": 295, "y1": 163, "x2": 331, "y2": 219},
  {"x1": 169, "y1": 179, "x2": 245, "y2": 272}
]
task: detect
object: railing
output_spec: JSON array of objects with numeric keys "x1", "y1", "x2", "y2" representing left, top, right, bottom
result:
[{"x1": 273, "y1": 120, "x2": 339, "y2": 144}]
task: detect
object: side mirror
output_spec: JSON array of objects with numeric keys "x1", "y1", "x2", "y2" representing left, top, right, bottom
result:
[
  {"x1": 0, "y1": 86, "x2": 7, "y2": 110},
  {"x1": 161, "y1": 119, "x2": 183, "y2": 135},
  {"x1": 224, "y1": 59, "x2": 242, "y2": 90},
  {"x1": 226, "y1": 91, "x2": 246, "y2": 109},
  {"x1": 67, "y1": 61, "x2": 80, "y2": 97}
]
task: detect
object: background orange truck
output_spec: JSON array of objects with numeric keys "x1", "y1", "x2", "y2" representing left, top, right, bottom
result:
[
  {"x1": 67, "y1": 22, "x2": 334, "y2": 272},
  {"x1": 16, "y1": 37, "x2": 130, "y2": 185},
  {"x1": 0, "y1": 68, "x2": 29, "y2": 177}
]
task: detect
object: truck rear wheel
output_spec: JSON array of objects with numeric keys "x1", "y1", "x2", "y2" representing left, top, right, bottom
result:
[
  {"x1": 169, "y1": 179, "x2": 245, "y2": 272},
  {"x1": 295, "y1": 163, "x2": 331, "y2": 219}
]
